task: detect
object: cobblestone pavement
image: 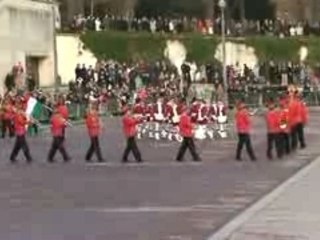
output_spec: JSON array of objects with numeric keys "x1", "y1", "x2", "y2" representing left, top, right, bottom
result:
[{"x1": 0, "y1": 110, "x2": 319, "y2": 240}]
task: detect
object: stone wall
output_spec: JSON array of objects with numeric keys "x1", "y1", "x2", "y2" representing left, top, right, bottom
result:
[{"x1": 0, "y1": 0, "x2": 56, "y2": 94}]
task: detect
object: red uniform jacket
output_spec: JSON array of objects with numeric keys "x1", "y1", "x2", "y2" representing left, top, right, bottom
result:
[
  {"x1": 50, "y1": 114, "x2": 66, "y2": 137},
  {"x1": 13, "y1": 111, "x2": 28, "y2": 136},
  {"x1": 145, "y1": 104, "x2": 154, "y2": 121},
  {"x1": 235, "y1": 109, "x2": 251, "y2": 134},
  {"x1": 133, "y1": 103, "x2": 145, "y2": 115},
  {"x1": 288, "y1": 98, "x2": 301, "y2": 127},
  {"x1": 190, "y1": 103, "x2": 199, "y2": 123},
  {"x1": 3, "y1": 103, "x2": 14, "y2": 120},
  {"x1": 179, "y1": 113, "x2": 193, "y2": 137},
  {"x1": 122, "y1": 114, "x2": 138, "y2": 137},
  {"x1": 56, "y1": 105, "x2": 69, "y2": 120},
  {"x1": 198, "y1": 105, "x2": 208, "y2": 125},
  {"x1": 265, "y1": 109, "x2": 280, "y2": 133},
  {"x1": 177, "y1": 103, "x2": 185, "y2": 115},
  {"x1": 164, "y1": 104, "x2": 173, "y2": 120},
  {"x1": 85, "y1": 112, "x2": 100, "y2": 137}
]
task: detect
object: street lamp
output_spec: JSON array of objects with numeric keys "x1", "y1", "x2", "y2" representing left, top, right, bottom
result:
[
  {"x1": 218, "y1": 0, "x2": 228, "y2": 105},
  {"x1": 90, "y1": 0, "x2": 94, "y2": 16},
  {"x1": 51, "y1": 0, "x2": 59, "y2": 92}
]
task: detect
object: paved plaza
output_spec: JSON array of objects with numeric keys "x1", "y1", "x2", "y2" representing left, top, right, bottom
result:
[{"x1": 0, "y1": 110, "x2": 320, "y2": 240}]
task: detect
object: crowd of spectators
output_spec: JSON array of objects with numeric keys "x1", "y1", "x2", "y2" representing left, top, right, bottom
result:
[
  {"x1": 64, "y1": 59, "x2": 316, "y2": 108},
  {"x1": 69, "y1": 14, "x2": 320, "y2": 37}
]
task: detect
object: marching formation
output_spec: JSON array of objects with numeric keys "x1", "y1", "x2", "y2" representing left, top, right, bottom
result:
[
  {"x1": 0, "y1": 86, "x2": 308, "y2": 164},
  {"x1": 130, "y1": 96, "x2": 229, "y2": 142}
]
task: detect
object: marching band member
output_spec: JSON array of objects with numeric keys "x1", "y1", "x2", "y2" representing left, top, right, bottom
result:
[
  {"x1": 175, "y1": 107, "x2": 201, "y2": 162},
  {"x1": 47, "y1": 109, "x2": 71, "y2": 163},
  {"x1": 287, "y1": 89, "x2": 307, "y2": 151},
  {"x1": 190, "y1": 98, "x2": 200, "y2": 123},
  {"x1": 194, "y1": 99, "x2": 209, "y2": 140},
  {"x1": 85, "y1": 104, "x2": 105, "y2": 163},
  {"x1": 1, "y1": 98, "x2": 14, "y2": 138},
  {"x1": 154, "y1": 97, "x2": 165, "y2": 140},
  {"x1": 122, "y1": 108, "x2": 143, "y2": 163},
  {"x1": 212, "y1": 101, "x2": 228, "y2": 136},
  {"x1": 9, "y1": 101, "x2": 33, "y2": 163},
  {"x1": 235, "y1": 102, "x2": 256, "y2": 162},
  {"x1": 133, "y1": 98, "x2": 145, "y2": 139},
  {"x1": 165, "y1": 99, "x2": 181, "y2": 141},
  {"x1": 265, "y1": 100, "x2": 281, "y2": 160},
  {"x1": 296, "y1": 95, "x2": 308, "y2": 149},
  {"x1": 55, "y1": 96, "x2": 69, "y2": 140},
  {"x1": 145, "y1": 101, "x2": 155, "y2": 138},
  {"x1": 278, "y1": 97, "x2": 291, "y2": 156}
]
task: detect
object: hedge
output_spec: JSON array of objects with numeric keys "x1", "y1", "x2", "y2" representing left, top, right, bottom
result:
[{"x1": 80, "y1": 31, "x2": 320, "y2": 64}]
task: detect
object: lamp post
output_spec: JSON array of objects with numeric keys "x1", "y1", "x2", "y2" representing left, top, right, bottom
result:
[
  {"x1": 218, "y1": 0, "x2": 228, "y2": 105},
  {"x1": 90, "y1": 0, "x2": 94, "y2": 16},
  {"x1": 51, "y1": 0, "x2": 59, "y2": 92}
]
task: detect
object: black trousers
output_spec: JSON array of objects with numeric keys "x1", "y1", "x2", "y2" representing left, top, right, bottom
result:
[
  {"x1": 296, "y1": 123, "x2": 306, "y2": 149},
  {"x1": 176, "y1": 137, "x2": 200, "y2": 162},
  {"x1": 1, "y1": 119, "x2": 14, "y2": 138},
  {"x1": 290, "y1": 124, "x2": 298, "y2": 151},
  {"x1": 48, "y1": 136, "x2": 70, "y2": 162},
  {"x1": 86, "y1": 137, "x2": 104, "y2": 161},
  {"x1": 290, "y1": 123, "x2": 306, "y2": 150},
  {"x1": 267, "y1": 133, "x2": 281, "y2": 159},
  {"x1": 10, "y1": 135, "x2": 32, "y2": 162},
  {"x1": 236, "y1": 133, "x2": 256, "y2": 161},
  {"x1": 278, "y1": 132, "x2": 291, "y2": 156},
  {"x1": 122, "y1": 137, "x2": 142, "y2": 162}
]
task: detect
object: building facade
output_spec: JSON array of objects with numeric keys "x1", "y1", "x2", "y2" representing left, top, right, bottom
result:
[
  {"x1": 0, "y1": 0, "x2": 56, "y2": 94},
  {"x1": 272, "y1": 0, "x2": 320, "y2": 22}
]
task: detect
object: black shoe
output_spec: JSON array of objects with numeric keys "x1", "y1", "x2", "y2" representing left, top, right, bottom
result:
[
  {"x1": 137, "y1": 159, "x2": 143, "y2": 163},
  {"x1": 47, "y1": 158, "x2": 55, "y2": 163},
  {"x1": 26, "y1": 159, "x2": 33, "y2": 164},
  {"x1": 251, "y1": 157, "x2": 257, "y2": 162},
  {"x1": 301, "y1": 145, "x2": 306, "y2": 149},
  {"x1": 122, "y1": 159, "x2": 129, "y2": 163},
  {"x1": 235, "y1": 157, "x2": 242, "y2": 162},
  {"x1": 193, "y1": 158, "x2": 202, "y2": 162},
  {"x1": 176, "y1": 159, "x2": 184, "y2": 162},
  {"x1": 85, "y1": 158, "x2": 92, "y2": 163},
  {"x1": 64, "y1": 158, "x2": 71, "y2": 163},
  {"x1": 98, "y1": 159, "x2": 106, "y2": 163}
]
